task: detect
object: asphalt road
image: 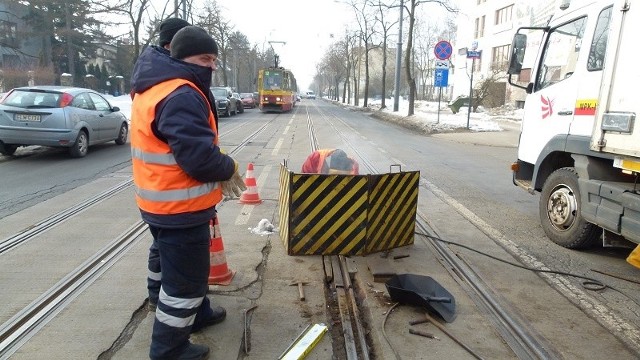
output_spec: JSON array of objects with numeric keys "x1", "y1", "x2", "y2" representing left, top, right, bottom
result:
[{"x1": 1, "y1": 99, "x2": 639, "y2": 359}]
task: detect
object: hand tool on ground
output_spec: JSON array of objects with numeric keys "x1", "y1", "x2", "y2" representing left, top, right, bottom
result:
[
  {"x1": 243, "y1": 305, "x2": 258, "y2": 354},
  {"x1": 289, "y1": 280, "x2": 309, "y2": 301},
  {"x1": 422, "y1": 312, "x2": 485, "y2": 360},
  {"x1": 385, "y1": 273, "x2": 457, "y2": 322},
  {"x1": 409, "y1": 328, "x2": 439, "y2": 340},
  {"x1": 278, "y1": 323, "x2": 328, "y2": 360}
]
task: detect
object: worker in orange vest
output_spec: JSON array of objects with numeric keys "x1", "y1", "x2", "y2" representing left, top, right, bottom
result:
[
  {"x1": 130, "y1": 25, "x2": 245, "y2": 360},
  {"x1": 301, "y1": 148, "x2": 359, "y2": 175}
]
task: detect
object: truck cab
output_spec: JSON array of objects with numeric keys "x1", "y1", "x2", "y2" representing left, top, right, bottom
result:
[{"x1": 507, "y1": 0, "x2": 640, "y2": 249}]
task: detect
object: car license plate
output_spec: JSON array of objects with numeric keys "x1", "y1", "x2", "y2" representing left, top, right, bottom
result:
[{"x1": 15, "y1": 114, "x2": 41, "y2": 122}]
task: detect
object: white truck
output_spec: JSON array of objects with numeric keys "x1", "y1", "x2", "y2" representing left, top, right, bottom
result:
[{"x1": 506, "y1": 0, "x2": 640, "y2": 249}]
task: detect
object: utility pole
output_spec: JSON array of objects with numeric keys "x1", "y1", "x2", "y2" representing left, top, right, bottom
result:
[
  {"x1": 393, "y1": 0, "x2": 404, "y2": 112},
  {"x1": 467, "y1": 58, "x2": 474, "y2": 129}
]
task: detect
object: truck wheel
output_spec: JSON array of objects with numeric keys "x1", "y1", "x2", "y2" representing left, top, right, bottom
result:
[{"x1": 539, "y1": 167, "x2": 599, "y2": 249}]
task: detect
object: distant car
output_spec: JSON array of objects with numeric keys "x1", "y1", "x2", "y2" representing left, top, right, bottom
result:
[
  {"x1": 252, "y1": 92, "x2": 259, "y2": 105},
  {"x1": 232, "y1": 93, "x2": 244, "y2": 113},
  {"x1": 0, "y1": 86, "x2": 128, "y2": 158},
  {"x1": 305, "y1": 91, "x2": 316, "y2": 100},
  {"x1": 210, "y1": 87, "x2": 238, "y2": 117},
  {"x1": 240, "y1": 93, "x2": 256, "y2": 109}
]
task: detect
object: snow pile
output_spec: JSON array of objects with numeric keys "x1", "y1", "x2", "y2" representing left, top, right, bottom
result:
[{"x1": 250, "y1": 219, "x2": 277, "y2": 236}]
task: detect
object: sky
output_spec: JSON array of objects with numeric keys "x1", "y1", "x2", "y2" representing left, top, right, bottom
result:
[{"x1": 218, "y1": 0, "x2": 353, "y2": 91}]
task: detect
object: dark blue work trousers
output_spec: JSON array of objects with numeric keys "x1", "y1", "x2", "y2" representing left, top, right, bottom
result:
[{"x1": 148, "y1": 223, "x2": 210, "y2": 359}]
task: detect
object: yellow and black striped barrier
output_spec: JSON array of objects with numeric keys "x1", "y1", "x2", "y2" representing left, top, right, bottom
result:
[{"x1": 278, "y1": 163, "x2": 419, "y2": 255}]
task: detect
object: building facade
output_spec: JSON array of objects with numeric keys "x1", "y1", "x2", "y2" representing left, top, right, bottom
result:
[
  {"x1": 450, "y1": 0, "x2": 559, "y2": 108},
  {"x1": 0, "y1": 0, "x2": 52, "y2": 91}
]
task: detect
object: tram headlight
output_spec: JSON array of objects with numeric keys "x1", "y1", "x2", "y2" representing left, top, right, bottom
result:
[{"x1": 276, "y1": 97, "x2": 281, "y2": 102}]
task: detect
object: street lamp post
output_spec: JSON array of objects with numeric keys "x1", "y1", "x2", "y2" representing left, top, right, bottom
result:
[{"x1": 393, "y1": 0, "x2": 404, "y2": 112}]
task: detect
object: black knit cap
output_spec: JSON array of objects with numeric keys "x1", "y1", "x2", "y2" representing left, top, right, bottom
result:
[
  {"x1": 158, "y1": 18, "x2": 191, "y2": 47},
  {"x1": 170, "y1": 26, "x2": 219, "y2": 60}
]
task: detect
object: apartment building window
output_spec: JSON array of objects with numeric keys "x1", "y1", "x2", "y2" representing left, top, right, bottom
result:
[
  {"x1": 492, "y1": 44, "x2": 511, "y2": 71},
  {"x1": 495, "y1": 4, "x2": 514, "y2": 25},
  {"x1": 474, "y1": 16, "x2": 485, "y2": 39},
  {"x1": 0, "y1": 20, "x2": 17, "y2": 47},
  {"x1": 473, "y1": 57, "x2": 482, "y2": 72}
]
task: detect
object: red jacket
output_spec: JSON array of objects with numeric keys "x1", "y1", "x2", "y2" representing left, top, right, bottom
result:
[{"x1": 301, "y1": 149, "x2": 359, "y2": 174}]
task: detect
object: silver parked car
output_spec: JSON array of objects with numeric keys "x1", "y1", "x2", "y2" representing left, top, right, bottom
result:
[{"x1": 0, "y1": 86, "x2": 128, "y2": 158}]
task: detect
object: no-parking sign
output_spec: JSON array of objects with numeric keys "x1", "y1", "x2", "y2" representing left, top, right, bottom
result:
[{"x1": 434, "y1": 40, "x2": 452, "y2": 60}]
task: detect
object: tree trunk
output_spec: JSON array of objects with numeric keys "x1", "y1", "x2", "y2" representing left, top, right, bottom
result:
[
  {"x1": 65, "y1": 4, "x2": 75, "y2": 84},
  {"x1": 404, "y1": 0, "x2": 417, "y2": 116}
]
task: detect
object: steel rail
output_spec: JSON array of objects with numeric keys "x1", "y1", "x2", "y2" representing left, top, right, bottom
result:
[
  {"x1": 321, "y1": 105, "x2": 554, "y2": 359},
  {"x1": 305, "y1": 103, "x2": 365, "y2": 359},
  {"x1": 0, "y1": 221, "x2": 148, "y2": 359},
  {"x1": 0, "y1": 180, "x2": 133, "y2": 255},
  {"x1": 0, "y1": 116, "x2": 276, "y2": 358},
  {"x1": 0, "y1": 119, "x2": 271, "y2": 257}
]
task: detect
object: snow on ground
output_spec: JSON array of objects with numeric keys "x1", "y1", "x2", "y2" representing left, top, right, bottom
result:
[
  {"x1": 350, "y1": 97, "x2": 523, "y2": 134},
  {"x1": 106, "y1": 94, "x2": 523, "y2": 134}
]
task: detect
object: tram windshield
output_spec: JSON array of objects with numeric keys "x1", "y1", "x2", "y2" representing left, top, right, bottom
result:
[{"x1": 263, "y1": 71, "x2": 283, "y2": 90}]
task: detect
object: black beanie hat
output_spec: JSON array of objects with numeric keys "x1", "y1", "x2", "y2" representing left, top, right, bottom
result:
[
  {"x1": 158, "y1": 18, "x2": 191, "y2": 47},
  {"x1": 170, "y1": 26, "x2": 219, "y2": 60}
]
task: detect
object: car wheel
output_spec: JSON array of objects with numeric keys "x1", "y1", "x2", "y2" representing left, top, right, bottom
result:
[
  {"x1": 539, "y1": 167, "x2": 600, "y2": 249},
  {"x1": 115, "y1": 123, "x2": 128, "y2": 145},
  {"x1": 69, "y1": 130, "x2": 89, "y2": 158},
  {"x1": 0, "y1": 142, "x2": 17, "y2": 156}
]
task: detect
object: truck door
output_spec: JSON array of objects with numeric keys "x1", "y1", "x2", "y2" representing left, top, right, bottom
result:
[
  {"x1": 571, "y1": 6, "x2": 613, "y2": 136},
  {"x1": 518, "y1": 16, "x2": 588, "y2": 165}
]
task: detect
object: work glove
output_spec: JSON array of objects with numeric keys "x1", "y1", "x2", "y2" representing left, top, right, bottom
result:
[{"x1": 220, "y1": 157, "x2": 247, "y2": 198}]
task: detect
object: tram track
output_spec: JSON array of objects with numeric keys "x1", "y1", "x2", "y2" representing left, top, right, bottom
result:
[
  {"x1": 0, "y1": 116, "x2": 278, "y2": 358},
  {"x1": 314, "y1": 104, "x2": 556, "y2": 359}
]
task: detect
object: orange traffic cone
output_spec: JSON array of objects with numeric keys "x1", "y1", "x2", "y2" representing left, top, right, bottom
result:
[
  {"x1": 208, "y1": 216, "x2": 235, "y2": 285},
  {"x1": 239, "y1": 163, "x2": 263, "y2": 204}
]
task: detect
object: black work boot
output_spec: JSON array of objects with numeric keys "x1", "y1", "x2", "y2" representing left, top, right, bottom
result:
[
  {"x1": 191, "y1": 305, "x2": 226, "y2": 333},
  {"x1": 177, "y1": 342, "x2": 209, "y2": 360}
]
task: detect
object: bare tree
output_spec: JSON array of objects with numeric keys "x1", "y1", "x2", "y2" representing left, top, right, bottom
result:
[
  {"x1": 370, "y1": 0, "x2": 398, "y2": 109},
  {"x1": 345, "y1": 0, "x2": 378, "y2": 107},
  {"x1": 197, "y1": 0, "x2": 233, "y2": 86}
]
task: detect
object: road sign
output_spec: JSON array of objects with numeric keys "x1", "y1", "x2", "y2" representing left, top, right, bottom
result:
[
  {"x1": 434, "y1": 68, "x2": 449, "y2": 87},
  {"x1": 467, "y1": 50, "x2": 482, "y2": 59},
  {"x1": 435, "y1": 60, "x2": 449, "y2": 69},
  {"x1": 434, "y1": 40, "x2": 453, "y2": 60}
]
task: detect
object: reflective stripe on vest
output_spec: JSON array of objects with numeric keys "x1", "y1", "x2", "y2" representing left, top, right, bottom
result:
[{"x1": 130, "y1": 78, "x2": 222, "y2": 214}]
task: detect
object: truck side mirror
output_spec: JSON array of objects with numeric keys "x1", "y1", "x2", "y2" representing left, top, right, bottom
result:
[{"x1": 507, "y1": 33, "x2": 527, "y2": 75}]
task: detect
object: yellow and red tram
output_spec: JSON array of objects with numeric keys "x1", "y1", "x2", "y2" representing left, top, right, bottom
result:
[{"x1": 257, "y1": 67, "x2": 297, "y2": 113}]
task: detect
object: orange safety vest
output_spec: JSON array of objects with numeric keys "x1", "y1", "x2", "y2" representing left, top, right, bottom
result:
[
  {"x1": 130, "y1": 78, "x2": 222, "y2": 215},
  {"x1": 301, "y1": 149, "x2": 358, "y2": 175}
]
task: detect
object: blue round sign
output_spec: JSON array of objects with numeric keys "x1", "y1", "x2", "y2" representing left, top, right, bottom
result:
[{"x1": 434, "y1": 40, "x2": 452, "y2": 60}]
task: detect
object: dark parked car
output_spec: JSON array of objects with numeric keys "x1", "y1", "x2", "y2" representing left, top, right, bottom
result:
[
  {"x1": 210, "y1": 87, "x2": 238, "y2": 117},
  {"x1": 232, "y1": 93, "x2": 244, "y2": 113},
  {"x1": 0, "y1": 86, "x2": 128, "y2": 158},
  {"x1": 240, "y1": 92, "x2": 256, "y2": 109}
]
